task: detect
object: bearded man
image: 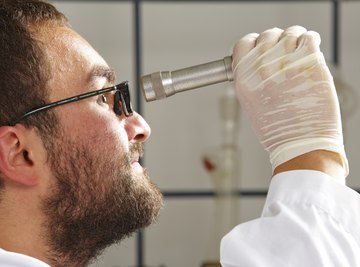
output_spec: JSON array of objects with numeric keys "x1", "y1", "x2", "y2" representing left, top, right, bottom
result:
[{"x1": 0, "y1": 1, "x2": 163, "y2": 266}]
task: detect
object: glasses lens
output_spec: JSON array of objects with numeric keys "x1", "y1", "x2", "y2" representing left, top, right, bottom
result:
[
  {"x1": 114, "y1": 91, "x2": 123, "y2": 116},
  {"x1": 114, "y1": 83, "x2": 133, "y2": 117}
]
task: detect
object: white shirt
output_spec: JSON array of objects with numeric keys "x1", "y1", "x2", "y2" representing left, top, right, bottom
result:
[
  {"x1": 220, "y1": 170, "x2": 360, "y2": 267},
  {"x1": 0, "y1": 249, "x2": 49, "y2": 267}
]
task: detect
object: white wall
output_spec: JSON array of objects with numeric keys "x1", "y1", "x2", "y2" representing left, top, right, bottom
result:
[{"x1": 53, "y1": 1, "x2": 360, "y2": 266}]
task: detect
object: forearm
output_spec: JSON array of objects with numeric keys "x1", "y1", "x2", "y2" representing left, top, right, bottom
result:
[{"x1": 273, "y1": 150, "x2": 347, "y2": 180}]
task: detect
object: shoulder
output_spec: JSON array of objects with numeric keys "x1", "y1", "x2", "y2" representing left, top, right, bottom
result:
[{"x1": 0, "y1": 249, "x2": 50, "y2": 267}]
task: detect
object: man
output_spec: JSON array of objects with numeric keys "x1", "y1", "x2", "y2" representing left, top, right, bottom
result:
[
  {"x1": 0, "y1": 1, "x2": 358, "y2": 267},
  {"x1": 0, "y1": 1, "x2": 162, "y2": 266}
]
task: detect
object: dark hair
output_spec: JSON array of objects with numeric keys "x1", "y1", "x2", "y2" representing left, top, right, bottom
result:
[
  {"x1": 0, "y1": 0, "x2": 68, "y2": 135},
  {"x1": 0, "y1": 0, "x2": 69, "y2": 191}
]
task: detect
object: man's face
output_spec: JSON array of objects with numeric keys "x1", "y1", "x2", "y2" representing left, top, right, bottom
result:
[{"x1": 39, "y1": 26, "x2": 163, "y2": 266}]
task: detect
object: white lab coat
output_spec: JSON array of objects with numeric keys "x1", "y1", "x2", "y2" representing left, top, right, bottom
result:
[
  {"x1": 220, "y1": 170, "x2": 360, "y2": 267},
  {"x1": 0, "y1": 249, "x2": 49, "y2": 267}
]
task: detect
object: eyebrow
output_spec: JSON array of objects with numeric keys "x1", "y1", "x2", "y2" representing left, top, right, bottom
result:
[{"x1": 90, "y1": 66, "x2": 116, "y2": 84}]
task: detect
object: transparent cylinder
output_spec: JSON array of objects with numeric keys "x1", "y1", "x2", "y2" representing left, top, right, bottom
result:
[{"x1": 202, "y1": 84, "x2": 241, "y2": 266}]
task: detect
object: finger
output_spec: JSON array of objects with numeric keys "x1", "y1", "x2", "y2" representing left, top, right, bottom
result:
[
  {"x1": 297, "y1": 30, "x2": 321, "y2": 53},
  {"x1": 279, "y1": 25, "x2": 307, "y2": 52},
  {"x1": 255, "y1": 27, "x2": 284, "y2": 51},
  {"x1": 232, "y1": 32, "x2": 259, "y2": 71}
]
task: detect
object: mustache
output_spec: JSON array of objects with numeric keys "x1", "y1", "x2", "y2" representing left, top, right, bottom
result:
[{"x1": 129, "y1": 143, "x2": 144, "y2": 158}]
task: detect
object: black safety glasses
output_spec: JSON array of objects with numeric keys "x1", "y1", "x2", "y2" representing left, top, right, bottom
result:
[{"x1": 9, "y1": 81, "x2": 133, "y2": 126}]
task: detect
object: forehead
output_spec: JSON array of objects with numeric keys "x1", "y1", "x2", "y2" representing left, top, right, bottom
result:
[{"x1": 41, "y1": 26, "x2": 111, "y2": 100}]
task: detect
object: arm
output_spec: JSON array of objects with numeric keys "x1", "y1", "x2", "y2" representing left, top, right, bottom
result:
[
  {"x1": 273, "y1": 150, "x2": 347, "y2": 178},
  {"x1": 221, "y1": 26, "x2": 356, "y2": 267}
]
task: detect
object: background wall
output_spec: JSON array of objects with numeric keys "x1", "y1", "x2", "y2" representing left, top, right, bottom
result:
[{"x1": 53, "y1": 1, "x2": 360, "y2": 266}]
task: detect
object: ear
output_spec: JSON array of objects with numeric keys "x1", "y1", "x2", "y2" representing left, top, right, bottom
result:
[{"x1": 0, "y1": 126, "x2": 39, "y2": 186}]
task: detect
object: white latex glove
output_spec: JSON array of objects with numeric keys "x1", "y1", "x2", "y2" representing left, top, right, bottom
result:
[{"x1": 233, "y1": 26, "x2": 348, "y2": 176}]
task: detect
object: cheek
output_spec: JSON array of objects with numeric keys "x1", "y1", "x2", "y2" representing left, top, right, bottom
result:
[
  {"x1": 83, "y1": 115, "x2": 129, "y2": 153},
  {"x1": 58, "y1": 107, "x2": 129, "y2": 153},
  {"x1": 101, "y1": 121, "x2": 129, "y2": 153}
]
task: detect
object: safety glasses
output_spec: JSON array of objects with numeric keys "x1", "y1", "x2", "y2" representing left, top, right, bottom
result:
[{"x1": 10, "y1": 81, "x2": 133, "y2": 126}]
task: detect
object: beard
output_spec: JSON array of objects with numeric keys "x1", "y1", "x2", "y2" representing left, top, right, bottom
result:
[{"x1": 41, "y1": 129, "x2": 163, "y2": 267}]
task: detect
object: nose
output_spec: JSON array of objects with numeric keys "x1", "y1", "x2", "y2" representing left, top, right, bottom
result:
[{"x1": 124, "y1": 112, "x2": 151, "y2": 143}]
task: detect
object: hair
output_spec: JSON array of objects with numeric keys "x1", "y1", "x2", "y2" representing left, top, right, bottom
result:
[
  {"x1": 0, "y1": 0, "x2": 69, "y2": 133},
  {"x1": 0, "y1": 0, "x2": 69, "y2": 188}
]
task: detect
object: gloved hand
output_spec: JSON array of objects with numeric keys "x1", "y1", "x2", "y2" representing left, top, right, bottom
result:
[{"x1": 232, "y1": 25, "x2": 348, "y2": 176}]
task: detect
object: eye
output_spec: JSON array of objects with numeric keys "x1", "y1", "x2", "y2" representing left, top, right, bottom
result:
[{"x1": 97, "y1": 94, "x2": 108, "y2": 104}]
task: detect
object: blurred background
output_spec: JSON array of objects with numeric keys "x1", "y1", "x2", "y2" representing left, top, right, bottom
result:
[{"x1": 52, "y1": 1, "x2": 360, "y2": 266}]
